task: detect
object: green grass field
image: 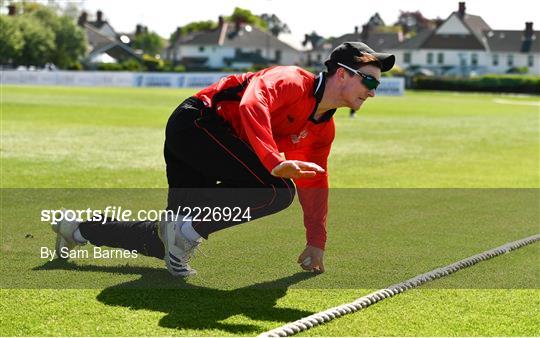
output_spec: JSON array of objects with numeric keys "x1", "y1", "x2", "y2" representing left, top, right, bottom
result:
[{"x1": 1, "y1": 85, "x2": 539, "y2": 336}]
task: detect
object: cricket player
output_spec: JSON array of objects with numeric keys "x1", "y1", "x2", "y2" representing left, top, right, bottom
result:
[{"x1": 52, "y1": 42, "x2": 395, "y2": 276}]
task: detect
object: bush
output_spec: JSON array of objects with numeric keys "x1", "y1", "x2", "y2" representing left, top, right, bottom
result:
[
  {"x1": 412, "y1": 75, "x2": 540, "y2": 94},
  {"x1": 67, "y1": 62, "x2": 83, "y2": 70},
  {"x1": 142, "y1": 54, "x2": 164, "y2": 71},
  {"x1": 121, "y1": 59, "x2": 144, "y2": 71},
  {"x1": 173, "y1": 64, "x2": 186, "y2": 72},
  {"x1": 506, "y1": 67, "x2": 528, "y2": 74},
  {"x1": 382, "y1": 64, "x2": 405, "y2": 77}
]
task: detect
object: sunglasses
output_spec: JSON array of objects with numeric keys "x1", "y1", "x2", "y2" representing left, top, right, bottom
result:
[{"x1": 337, "y1": 62, "x2": 380, "y2": 90}]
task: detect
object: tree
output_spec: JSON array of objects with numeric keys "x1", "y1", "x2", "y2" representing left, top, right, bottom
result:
[
  {"x1": 2, "y1": 2, "x2": 86, "y2": 68},
  {"x1": 367, "y1": 13, "x2": 385, "y2": 28},
  {"x1": 52, "y1": 15, "x2": 87, "y2": 68},
  {"x1": 260, "y1": 13, "x2": 290, "y2": 37},
  {"x1": 302, "y1": 31, "x2": 324, "y2": 49},
  {"x1": 133, "y1": 30, "x2": 164, "y2": 56},
  {"x1": 169, "y1": 20, "x2": 217, "y2": 44},
  {"x1": 0, "y1": 15, "x2": 24, "y2": 64},
  {"x1": 395, "y1": 11, "x2": 437, "y2": 35},
  {"x1": 181, "y1": 20, "x2": 216, "y2": 34},
  {"x1": 15, "y1": 15, "x2": 55, "y2": 67},
  {"x1": 227, "y1": 7, "x2": 267, "y2": 30}
]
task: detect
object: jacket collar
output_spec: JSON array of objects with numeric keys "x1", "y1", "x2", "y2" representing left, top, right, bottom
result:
[{"x1": 309, "y1": 72, "x2": 336, "y2": 124}]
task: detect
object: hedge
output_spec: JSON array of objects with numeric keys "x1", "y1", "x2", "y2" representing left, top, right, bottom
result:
[{"x1": 412, "y1": 75, "x2": 540, "y2": 94}]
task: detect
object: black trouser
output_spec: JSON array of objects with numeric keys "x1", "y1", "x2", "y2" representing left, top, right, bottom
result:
[{"x1": 80, "y1": 97, "x2": 296, "y2": 259}]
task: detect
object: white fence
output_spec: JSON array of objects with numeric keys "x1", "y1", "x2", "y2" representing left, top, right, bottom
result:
[
  {"x1": 1, "y1": 70, "x2": 134, "y2": 87},
  {"x1": 1, "y1": 70, "x2": 404, "y2": 95},
  {"x1": 376, "y1": 77, "x2": 405, "y2": 96}
]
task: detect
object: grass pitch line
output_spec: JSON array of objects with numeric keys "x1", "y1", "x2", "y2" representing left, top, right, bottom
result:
[
  {"x1": 493, "y1": 98, "x2": 540, "y2": 106},
  {"x1": 259, "y1": 233, "x2": 540, "y2": 337}
]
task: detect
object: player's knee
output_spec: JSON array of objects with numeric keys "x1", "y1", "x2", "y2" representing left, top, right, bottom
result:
[{"x1": 272, "y1": 180, "x2": 296, "y2": 212}]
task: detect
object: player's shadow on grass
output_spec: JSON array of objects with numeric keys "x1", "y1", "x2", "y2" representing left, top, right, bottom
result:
[{"x1": 36, "y1": 260, "x2": 317, "y2": 334}]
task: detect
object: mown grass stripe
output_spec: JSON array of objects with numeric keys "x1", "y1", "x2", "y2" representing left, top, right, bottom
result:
[{"x1": 260, "y1": 234, "x2": 540, "y2": 337}]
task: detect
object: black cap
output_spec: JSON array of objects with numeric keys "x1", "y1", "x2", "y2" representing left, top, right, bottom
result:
[{"x1": 325, "y1": 41, "x2": 395, "y2": 72}]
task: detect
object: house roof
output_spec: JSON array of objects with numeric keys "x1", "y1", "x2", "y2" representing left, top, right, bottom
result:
[
  {"x1": 483, "y1": 30, "x2": 540, "y2": 53},
  {"x1": 392, "y1": 10, "x2": 539, "y2": 54},
  {"x1": 417, "y1": 12, "x2": 490, "y2": 50},
  {"x1": 85, "y1": 20, "x2": 117, "y2": 38},
  {"x1": 87, "y1": 44, "x2": 140, "y2": 62},
  {"x1": 87, "y1": 20, "x2": 107, "y2": 29},
  {"x1": 460, "y1": 13, "x2": 491, "y2": 46},
  {"x1": 117, "y1": 32, "x2": 136, "y2": 43},
  {"x1": 421, "y1": 33, "x2": 486, "y2": 50},
  {"x1": 308, "y1": 40, "x2": 334, "y2": 52},
  {"x1": 86, "y1": 16, "x2": 118, "y2": 31},
  {"x1": 84, "y1": 23, "x2": 117, "y2": 48},
  {"x1": 172, "y1": 22, "x2": 298, "y2": 52},
  {"x1": 83, "y1": 23, "x2": 140, "y2": 62},
  {"x1": 391, "y1": 30, "x2": 433, "y2": 50},
  {"x1": 308, "y1": 8, "x2": 539, "y2": 55}
]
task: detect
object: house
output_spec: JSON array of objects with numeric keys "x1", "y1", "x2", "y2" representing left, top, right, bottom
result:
[
  {"x1": 302, "y1": 33, "x2": 333, "y2": 69},
  {"x1": 166, "y1": 17, "x2": 301, "y2": 70},
  {"x1": 388, "y1": 2, "x2": 540, "y2": 75},
  {"x1": 304, "y1": 24, "x2": 403, "y2": 70},
  {"x1": 77, "y1": 10, "x2": 141, "y2": 65},
  {"x1": 482, "y1": 22, "x2": 539, "y2": 75}
]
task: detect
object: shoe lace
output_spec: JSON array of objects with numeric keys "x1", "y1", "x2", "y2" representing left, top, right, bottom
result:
[
  {"x1": 193, "y1": 244, "x2": 207, "y2": 258},
  {"x1": 177, "y1": 238, "x2": 202, "y2": 262}
]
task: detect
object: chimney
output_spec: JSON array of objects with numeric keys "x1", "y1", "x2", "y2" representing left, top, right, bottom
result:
[
  {"x1": 361, "y1": 24, "x2": 369, "y2": 41},
  {"x1": 136, "y1": 24, "x2": 143, "y2": 36},
  {"x1": 398, "y1": 30, "x2": 404, "y2": 42},
  {"x1": 7, "y1": 4, "x2": 16, "y2": 16},
  {"x1": 96, "y1": 10, "x2": 103, "y2": 23},
  {"x1": 354, "y1": 26, "x2": 359, "y2": 34},
  {"x1": 77, "y1": 11, "x2": 87, "y2": 26},
  {"x1": 458, "y1": 2, "x2": 466, "y2": 17},
  {"x1": 525, "y1": 22, "x2": 533, "y2": 38},
  {"x1": 218, "y1": 16, "x2": 224, "y2": 28}
]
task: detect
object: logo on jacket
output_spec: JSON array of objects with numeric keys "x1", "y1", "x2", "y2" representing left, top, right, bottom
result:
[{"x1": 291, "y1": 129, "x2": 308, "y2": 144}]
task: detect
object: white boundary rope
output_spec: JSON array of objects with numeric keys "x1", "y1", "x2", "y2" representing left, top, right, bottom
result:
[{"x1": 259, "y1": 233, "x2": 540, "y2": 337}]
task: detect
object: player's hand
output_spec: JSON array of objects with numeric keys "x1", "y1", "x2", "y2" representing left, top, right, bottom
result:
[
  {"x1": 297, "y1": 245, "x2": 325, "y2": 273},
  {"x1": 271, "y1": 160, "x2": 325, "y2": 179}
]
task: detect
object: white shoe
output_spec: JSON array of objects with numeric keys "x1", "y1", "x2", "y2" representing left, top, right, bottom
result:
[
  {"x1": 158, "y1": 220, "x2": 200, "y2": 277},
  {"x1": 51, "y1": 210, "x2": 86, "y2": 259}
]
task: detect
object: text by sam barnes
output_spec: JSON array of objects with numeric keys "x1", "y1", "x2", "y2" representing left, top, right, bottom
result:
[{"x1": 41, "y1": 247, "x2": 138, "y2": 261}]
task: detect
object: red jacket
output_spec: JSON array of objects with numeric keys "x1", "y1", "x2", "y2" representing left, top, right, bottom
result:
[{"x1": 194, "y1": 66, "x2": 336, "y2": 249}]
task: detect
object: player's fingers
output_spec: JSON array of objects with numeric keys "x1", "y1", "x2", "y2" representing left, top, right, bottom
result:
[
  {"x1": 296, "y1": 170, "x2": 316, "y2": 178},
  {"x1": 300, "y1": 263, "x2": 312, "y2": 271},
  {"x1": 318, "y1": 258, "x2": 325, "y2": 273},
  {"x1": 300, "y1": 256, "x2": 313, "y2": 270},
  {"x1": 297, "y1": 162, "x2": 325, "y2": 173}
]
